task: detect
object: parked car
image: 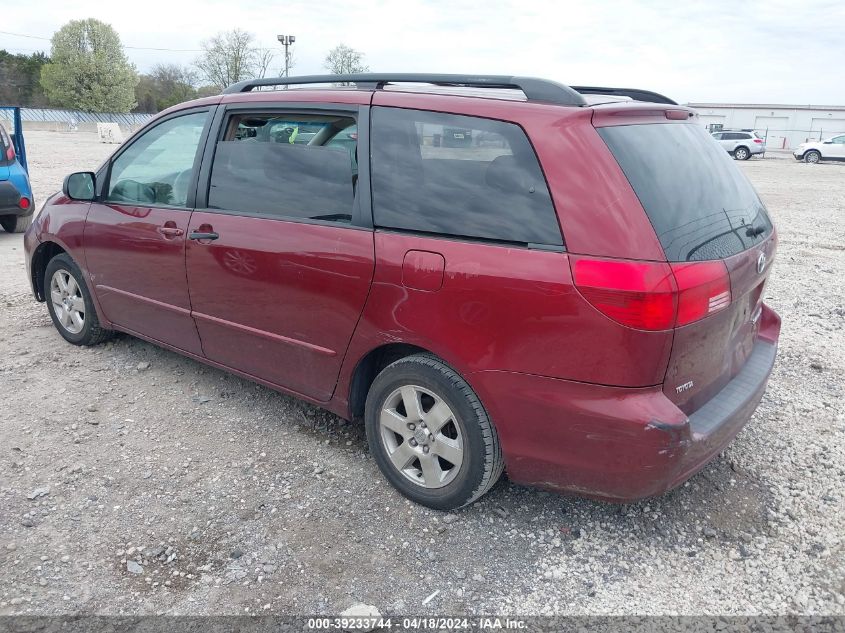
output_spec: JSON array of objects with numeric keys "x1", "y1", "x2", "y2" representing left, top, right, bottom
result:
[
  {"x1": 793, "y1": 134, "x2": 845, "y2": 163},
  {"x1": 711, "y1": 130, "x2": 766, "y2": 160},
  {"x1": 24, "y1": 74, "x2": 780, "y2": 510},
  {"x1": 0, "y1": 122, "x2": 34, "y2": 233}
]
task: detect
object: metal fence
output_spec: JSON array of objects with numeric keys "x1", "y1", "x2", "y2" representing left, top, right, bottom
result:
[{"x1": 13, "y1": 107, "x2": 154, "y2": 126}]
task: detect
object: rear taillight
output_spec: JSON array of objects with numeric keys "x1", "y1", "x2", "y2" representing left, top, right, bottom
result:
[
  {"x1": 19, "y1": 196, "x2": 30, "y2": 210},
  {"x1": 670, "y1": 260, "x2": 731, "y2": 326},
  {"x1": 753, "y1": 139, "x2": 763, "y2": 144},
  {"x1": 572, "y1": 256, "x2": 732, "y2": 330},
  {"x1": 572, "y1": 257, "x2": 676, "y2": 330},
  {"x1": 4, "y1": 145, "x2": 13, "y2": 161}
]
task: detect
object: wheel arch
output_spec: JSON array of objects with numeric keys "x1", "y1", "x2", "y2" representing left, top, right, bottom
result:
[
  {"x1": 347, "y1": 342, "x2": 433, "y2": 420},
  {"x1": 31, "y1": 241, "x2": 67, "y2": 301}
]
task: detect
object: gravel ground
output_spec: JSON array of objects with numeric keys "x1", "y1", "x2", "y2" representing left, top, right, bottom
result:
[{"x1": 0, "y1": 131, "x2": 843, "y2": 616}]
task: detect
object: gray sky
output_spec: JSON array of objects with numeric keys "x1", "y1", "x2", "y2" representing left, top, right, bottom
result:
[{"x1": 3, "y1": 0, "x2": 844, "y2": 104}]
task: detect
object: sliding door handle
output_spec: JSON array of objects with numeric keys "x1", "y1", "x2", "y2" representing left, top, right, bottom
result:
[{"x1": 188, "y1": 231, "x2": 219, "y2": 241}]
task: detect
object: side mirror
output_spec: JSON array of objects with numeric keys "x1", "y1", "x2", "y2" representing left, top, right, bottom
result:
[{"x1": 63, "y1": 172, "x2": 96, "y2": 201}]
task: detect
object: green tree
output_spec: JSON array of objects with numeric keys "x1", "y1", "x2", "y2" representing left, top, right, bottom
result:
[
  {"x1": 40, "y1": 18, "x2": 138, "y2": 112},
  {"x1": 0, "y1": 50, "x2": 50, "y2": 107},
  {"x1": 134, "y1": 64, "x2": 198, "y2": 113}
]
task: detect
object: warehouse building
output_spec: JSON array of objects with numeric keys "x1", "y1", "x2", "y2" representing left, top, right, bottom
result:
[{"x1": 687, "y1": 103, "x2": 845, "y2": 150}]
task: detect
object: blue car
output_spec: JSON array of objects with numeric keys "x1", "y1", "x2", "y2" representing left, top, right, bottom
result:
[{"x1": 0, "y1": 121, "x2": 34, "y2": 233}]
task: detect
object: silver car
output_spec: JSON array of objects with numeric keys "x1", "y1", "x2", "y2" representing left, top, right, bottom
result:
[{"x1": 711, "y1": 130, "x2": 766, "y2": 160}]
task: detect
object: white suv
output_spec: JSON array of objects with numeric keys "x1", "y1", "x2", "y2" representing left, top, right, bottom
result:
[
  {"x1": 793, "y1": 135, "x2": 845, "y2": 164},
  {"x1": 711, "y1": 130, "x2": 766, "y2": 160}
]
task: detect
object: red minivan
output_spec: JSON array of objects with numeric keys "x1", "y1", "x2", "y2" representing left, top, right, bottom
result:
[{"x1": 24, "y1": 74, "x2": 780, "y2": 510}]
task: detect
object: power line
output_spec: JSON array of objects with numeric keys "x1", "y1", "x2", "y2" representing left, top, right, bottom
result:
[{"x1": 0, "y1": 29, "x2": 204, "y2": 52}]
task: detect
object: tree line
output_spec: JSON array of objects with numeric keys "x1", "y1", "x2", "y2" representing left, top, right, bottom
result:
[{"x1": 0, "y1": 18, "x2": 369, "y2": 113}]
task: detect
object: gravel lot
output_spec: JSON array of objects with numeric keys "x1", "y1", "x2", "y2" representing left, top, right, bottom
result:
[{"x1": 0, "y1": 131, "x2": 843, "y2": 616}]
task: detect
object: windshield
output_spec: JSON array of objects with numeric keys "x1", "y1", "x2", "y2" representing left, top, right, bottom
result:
[{"x1": 598, "y1": 123, "x2": 773, "y2": 262}]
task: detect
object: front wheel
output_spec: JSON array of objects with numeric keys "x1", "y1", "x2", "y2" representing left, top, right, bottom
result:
[
  {"x1": 804, "y1": 150, "x2": 821, "y2": 164},
  {"x1": 0, "y1": 213, "x2": 32, "y2": 233},
  {"x1": 44, "y1": 253, "x2": 113, "y2": 346},
  {"x1": 365, "y1": 354, "x2": 504, "y2": 510},
  {"x1": 733, "y1": 146, "x2": 750, "y2": 160}
]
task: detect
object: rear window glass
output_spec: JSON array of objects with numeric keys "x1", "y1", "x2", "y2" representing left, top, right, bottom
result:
[
  {"x1": 0, "y1": 125, "x2": 12, "y2": 166},
  {"x1": 598, "y1": 123, "x2": 772, "y2": 262},
  {"x1": 371, "y1": 107, "x2": 562, "y2": 247}
]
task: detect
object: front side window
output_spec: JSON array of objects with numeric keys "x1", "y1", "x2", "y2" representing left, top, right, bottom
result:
[
  {"x1": 370, "y1": 107, "x2": 562, "y2": 247},
  {"x1": 831, "y1": 135, "x2": 845, "y2": 144},
  {"x1": 107, "y1": 111, "x2": 208, "y2": 207},
  {"x1": 207, "y1": 112, "x2": 357, "y2": 223}
]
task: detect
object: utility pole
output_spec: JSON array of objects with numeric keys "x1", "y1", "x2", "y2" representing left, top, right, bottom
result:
[{"x1": 276, "y1": 34, "x2": 295, "y2": 78}]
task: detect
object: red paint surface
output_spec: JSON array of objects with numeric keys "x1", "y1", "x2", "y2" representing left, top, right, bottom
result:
[
  {"x1": 185, "y1": 212, "x2": 374, "y2": 401},
  {"x1": 84, "y1": 203, "x2": 202, "y2": 355}
]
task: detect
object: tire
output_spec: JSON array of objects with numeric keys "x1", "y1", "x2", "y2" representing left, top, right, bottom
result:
[
  {"x1": 733, "y1": 146, "x2": 750, "y2": 160},
  {"x1": 0, "y1": 213, "x2": 32, "y2": 233},
  {"x1": 804, "y1": 150, "x2": 821, "y2": 164},
  {"x1": 44, "y1": 253, "x2": 113, "y2": 346},
  {"x1": 365, "y1": 354, "x2": 504, "y2": 510}
]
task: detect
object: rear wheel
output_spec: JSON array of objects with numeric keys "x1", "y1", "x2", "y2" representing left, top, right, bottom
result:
[
  {"x1": 44, "y1": 253, "x2": 113, "y2": 346},
  {"x1": 0, "y1": 213, "x2": 32, "y2": 233},
  {"x1": 804, "y1": 150, "x2": 821, "y2": 164},
  {"x1": 733, "y1": 146, "x2": 750, "y2": 160},
  {"x1": 365, "y1": 354, "x2": 504, "y2": 510}
]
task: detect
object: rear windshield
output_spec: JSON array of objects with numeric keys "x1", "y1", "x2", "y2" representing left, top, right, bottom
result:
[{"x1": 598, "y1": 123, "x2": 772, "y2": 262}]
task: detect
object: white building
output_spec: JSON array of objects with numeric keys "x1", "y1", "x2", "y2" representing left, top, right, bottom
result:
[{"x1": 686, "y1": 103, "x2": 845, "y2": 150}]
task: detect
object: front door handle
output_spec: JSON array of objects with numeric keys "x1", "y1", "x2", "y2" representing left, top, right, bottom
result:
[
  {"x1": 158, "y1": 226, "x2": 184, "y2": 238},
  {"x1": 188, "y1": 231, "x2": 219, "y2": 241}
]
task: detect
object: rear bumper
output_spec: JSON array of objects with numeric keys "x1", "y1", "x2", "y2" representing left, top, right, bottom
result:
[
  {"x1": 472, "y1": 305, "x2": 780, "y2": 501},
  {"x1": 0, "y1": 180, "x2": 28, "y2": 215}
]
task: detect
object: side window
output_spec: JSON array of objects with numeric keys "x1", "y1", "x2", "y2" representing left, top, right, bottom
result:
[
  {"x1": 711, "y1": 133, "x2": 723, "y2": 140},
  {"x1": 207, "y1": 112, "x2": 357, "y2": 223},
  {"x1": 832, "y1": 135, "x2": 845, "y2": 144},
  {"x1": 370, "y1": 107, "x2": 562, "y2": 247},
  {"x1": 107, "y1": 112, "x2": 208, "y2": 207}
]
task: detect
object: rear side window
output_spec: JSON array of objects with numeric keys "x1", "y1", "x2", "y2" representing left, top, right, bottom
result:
[
  {"x1": 0, "y1": 124, "x2": 14, "y2": 166},
  {"x1": 370, "y1": 107, "x2": 562, "y2": 247},
  {"x1": 598, "y1": 123, "x2": 772, "y2": 262},
  {"x1": 207, "y1": 112, "x2": 357, "y2": 223}
]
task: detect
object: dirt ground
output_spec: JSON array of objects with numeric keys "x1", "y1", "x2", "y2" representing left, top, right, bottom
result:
[{"x1": 0, "y1": 131, "x2": 843, "y2": 616}]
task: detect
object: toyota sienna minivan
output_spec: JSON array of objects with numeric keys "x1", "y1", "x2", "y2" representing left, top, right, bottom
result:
[{"x1": 24, "y1": 74, "x2": 780, "y2": 510}]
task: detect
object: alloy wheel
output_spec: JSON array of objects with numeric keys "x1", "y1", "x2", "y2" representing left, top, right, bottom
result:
[
  {"x1": 378, "y1": 385, "x2": 464, "y2": 489},
  {"x1": 50, "y1": 269, "x2": 85, "y2": 334}
]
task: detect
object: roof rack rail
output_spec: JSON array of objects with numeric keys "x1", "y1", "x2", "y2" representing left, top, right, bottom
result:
[
  {"x1": 571, "y1": 86, "x2": 677, "y2": 105},
  {"x1": 222, "y1": 73, "x2": 588, "y2": 106}
]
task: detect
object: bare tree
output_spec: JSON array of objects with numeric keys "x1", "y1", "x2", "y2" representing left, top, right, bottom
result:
[
  {"x1": 324, "y1": 44, "x2": 369, "y2": 75},
  {"x1": 194, "y1": 29, "x2": 272, "y2": 90},
  {"x1": 255, "y1": 49, "x2": 276, "y2": 79}
]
